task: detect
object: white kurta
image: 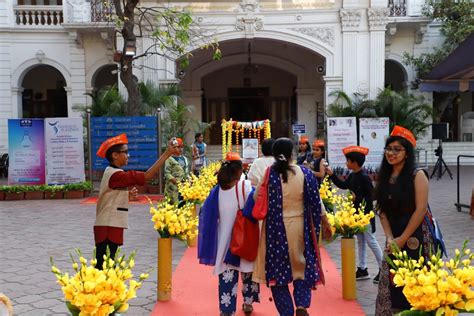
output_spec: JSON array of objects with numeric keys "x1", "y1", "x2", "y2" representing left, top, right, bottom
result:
[{"x1": 213, "y1": 179, "x2": 255, "y2": 275}]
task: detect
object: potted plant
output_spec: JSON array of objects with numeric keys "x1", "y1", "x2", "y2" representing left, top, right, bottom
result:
[
  {"x1": 0, "y1": 185, "x2": 6, "y2": 201},
  {"x1": 147, "y1": 178, "x2": 160, "y2": 194},
  {"x1": 44, "y1": 185, "x2": 64, "y2": 199},
  {"x1": 2, "y1": 185, "x2": 26, "y2": 201},
  {"x1": 63, "y1": 182, "x2": 87, "y2": 199},
  {"x1": 24, "y1": 185, "x2": 45, "y2": 200}
]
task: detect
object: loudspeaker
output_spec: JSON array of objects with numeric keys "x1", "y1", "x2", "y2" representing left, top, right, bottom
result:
[
  {"x1": 432, "y1": 123, "x2": 449, "y2": 140},
  {"x1": 316, "y1": 65, "x2": 325, "y2": 74}
]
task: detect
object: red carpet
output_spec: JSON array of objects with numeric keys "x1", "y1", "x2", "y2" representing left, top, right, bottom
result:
[
  {"x1": 81, "y1": 195, "x2": 163, "y2": 204},
  {"x1": 152, "y1": 246, "x2": 365, "y2": 316}
]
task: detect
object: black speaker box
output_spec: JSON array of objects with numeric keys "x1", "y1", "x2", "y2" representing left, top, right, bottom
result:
[{"x1": 432, "y1": 123, "x2": 449, "y2": 140}]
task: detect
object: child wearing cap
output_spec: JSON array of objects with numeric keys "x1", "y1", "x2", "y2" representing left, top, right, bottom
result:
[
  {"x1": 296, "y1": 136, "x2": 312, "y2": 166},
  {"x1": 164, "y1": 137, "x2": 189, "y2": 204},
  {"x1": 94, "y1": 134, "x2": 179, "y2": 269},
  {"x1": 325, "y1": 145, "x2": 383, "y2": 284},
  {"x1": 309, "y1": 139, "x2": 327, "y2": 183},
  {"x1": 198, "y1": 152, "x2": 260, "y2": 316}
]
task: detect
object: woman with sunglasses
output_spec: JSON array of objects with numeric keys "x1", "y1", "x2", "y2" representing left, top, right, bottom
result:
[{"x1": 375, "y1": 126, "x2": 434, "y2": 315}]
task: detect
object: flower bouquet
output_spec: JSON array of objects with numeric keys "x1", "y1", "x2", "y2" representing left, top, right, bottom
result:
[
  {"x1": 319, "y1": 176, "x2": 338, "y2": 213},
  {"x1": 150, "y1": 199, "x2": 198, "y2": 241},
  {"x1": 50, "y1": 249, "x2": 150, "y2": 316},
  {"x1": 388, "y1": 241, "x2": 474, "y2": 316},
  {"x1": 178, "y1": 161, "x2": 220, "y2": 205},
  {"x1": 326, "y1": 194, "x2": 375, "y2": 238}
]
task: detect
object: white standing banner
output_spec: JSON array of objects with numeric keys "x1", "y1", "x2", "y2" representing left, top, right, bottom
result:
[
  {"x1": 327, "y1": 117, "x2": 357, "y2": 166},
  {"x1": 359, "y1": 118, "x2": 390, "y2": 169},
  {"x1": 242, "y1": 138, "x2": 259, "y2": 159},
  {"x1": 45, "y1": 118, "x2": 85, "y2": 184}
]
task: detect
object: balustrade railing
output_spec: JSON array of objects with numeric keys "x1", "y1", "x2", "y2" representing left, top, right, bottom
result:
[
  {"x1": 388, "y1": 0, "x2": 407, "y2": 16},
  {"x1": 14, "y1": 5, "x2": 63, "y2": 26}
]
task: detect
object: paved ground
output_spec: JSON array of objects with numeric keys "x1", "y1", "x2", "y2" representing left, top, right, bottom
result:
[{"x1": 1, "y1": 165, "x2": 473, "y2": 315}]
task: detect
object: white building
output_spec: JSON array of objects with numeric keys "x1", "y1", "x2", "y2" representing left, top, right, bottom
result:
[{"x1": 0, "y1": 0, "x2": 472, "y2": 164}]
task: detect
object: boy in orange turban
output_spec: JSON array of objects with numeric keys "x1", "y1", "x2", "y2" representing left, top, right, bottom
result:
[{"x1": 94, "y1": 134, "x2": 179, "y2": 269}]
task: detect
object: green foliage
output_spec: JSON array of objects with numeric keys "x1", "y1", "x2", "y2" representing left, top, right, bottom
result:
[
  {"x1": 0, "y1": 182, "x2": 92, "y2": 193},
  {"x1": 403, "y1": 0, "x2": 474, "y2": 86},
  {"x1": 327, "y1": 88, "x2": 435, "y2": 139},
  {"x1": 138, "y1": 81, "x2": 181, "y2": 114},
  {"x1": 73, "y1": 85, "x2": 126, "y2": 117}
]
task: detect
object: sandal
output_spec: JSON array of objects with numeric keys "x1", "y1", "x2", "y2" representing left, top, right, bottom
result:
[
  {"x1": 242, "y1": 303, "x2": 253, "y2": 315},
  {"x1": 296, "y1": 308, "x2": 309, "y2": 316}
]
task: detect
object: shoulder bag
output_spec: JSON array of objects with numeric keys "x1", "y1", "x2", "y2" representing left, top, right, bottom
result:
[{"x1": 252, "y1": 167, "x2": 271, "y2": 220}]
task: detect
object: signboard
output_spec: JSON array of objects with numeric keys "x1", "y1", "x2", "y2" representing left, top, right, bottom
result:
[
  {"x1": 242, "y1": 138, "x2": 259, "y2": 159},
  {"x1": 359, "y1": 117, "x2": 390, "y2": 169},
  {"x1": 327, "y1": 117, "x2": 357, "y2": 166},
  {"x1": 292, "y1": 124, "x2": 306, "y2": 134},
  {"x1": 45, "y1": 118, "x2": 85, "y2": 184},
  {"x1": 8, "y1": 119, "x2": 45, "y2": 185},
  {"x1": 91, "y1": 116, "x2": 158, "y2": 171}
]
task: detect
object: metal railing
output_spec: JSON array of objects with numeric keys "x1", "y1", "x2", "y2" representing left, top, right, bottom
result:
[
  {"x1": 14, "y1": 5, "x2": 63, "y2": 26},
  {"x1": 455, "y1": 155, "x2": 474, "y2": 213},
  {"x1": 90, "y1": 0, "x2": 114, "y2": 22},
  {"x1": 388, "y1": 0, "x2": 407, "y2": 16}
]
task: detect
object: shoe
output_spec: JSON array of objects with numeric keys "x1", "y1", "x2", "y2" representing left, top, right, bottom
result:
[
  {"x1": 242, "y1": 304, "x2": 253, "y2": 315},
  {"x1": 373, "y1": 270, "x2": 380, "y2": 284},
  {"x1": 355, "y1": 267, "x2": 370, "y2": 280},
  {"x1": 220, "y1": 313, "x2": 233, "y2": 316},
  {"x1": 296, "y1": 308, "x2": 309, "y2": 316}
]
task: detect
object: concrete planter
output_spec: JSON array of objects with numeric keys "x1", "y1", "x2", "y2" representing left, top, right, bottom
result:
[
  {"x1": 148, "y1": 185, "x2": 160, "y2": 194},
  {"x1": 44, "y1": 191, "x2": 64, "y2": 199},
  {"x1": 5, "y1": 192, "x2": 24, "y2": 201},
  {"x1": 24, "y1": 191, "x2": 44, "y2": 200},
  {"x1": 64, "y1": 190, "x2": 84, "y2": 199}
]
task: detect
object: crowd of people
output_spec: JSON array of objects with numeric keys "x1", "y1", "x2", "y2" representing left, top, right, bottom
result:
[{"x1": 94, "y1": 125, "x2": 434, "y2": 316}]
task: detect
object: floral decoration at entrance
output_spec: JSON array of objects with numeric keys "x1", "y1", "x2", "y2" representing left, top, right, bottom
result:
[{"x1": 221, "y1": 119, "x2": 271, "y2": 159}]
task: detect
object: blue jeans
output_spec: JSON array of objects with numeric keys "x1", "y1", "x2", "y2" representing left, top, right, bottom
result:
[
  {"x1": 218, "y1": 269, "x2": 259, "y2": 314},
  {"x1": 357, "y1": 225, "x2": 383, "y2": 269}
]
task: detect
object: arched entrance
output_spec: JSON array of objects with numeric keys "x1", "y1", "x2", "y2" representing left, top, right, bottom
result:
[
  {"x1": 21, "y1": 65, "x2": 67, "y2": 118},
  {"x1": 181, "y1": 38, "x2": 328, "y2": 144},
  {"x1": 385, "y1": 59, "x2": 407, "y2": 92},
  {"x1": 92, "y1": 64, "x2": 118, "y2": 91}
]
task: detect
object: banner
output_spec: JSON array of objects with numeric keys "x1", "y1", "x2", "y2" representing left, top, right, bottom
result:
[
  {"x1": 91, "y1": 116, "x2": 158, "y2": 171},
  {"x1": 45, "y1": 118, "x2": 85, "y2": 184},
  {"x1": 242, "y1": 138, "x2": 259, "y2": 159},
  {"x1": 359, "y1": 117, "x2": 390, "y2": 169},
  {"x1": 8, "y1": 119, "x2": 45, "y2": 185},
  {"x1": 327, "y1": 117, "x2": 357, "y2": 166}
]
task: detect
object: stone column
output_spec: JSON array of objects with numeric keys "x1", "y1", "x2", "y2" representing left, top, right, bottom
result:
[
  {"x1": 367, "y1": 8, "x2": 389, "y2": 99},
  {"x1": 295, "y1": 88, "x2": 317, "y2": 138},
  {"x1": 68, "y1": 31, "x2": 87, "y2": 117},
  {"x1": 340, "y1": 9, "x2": 362, "y2": 96},
  {"x1": 323, "y1": 76, "x2": 344, "y2": 109},
  {"x1": 182, "y1": 90, "x2": 203, "y2": 143}
]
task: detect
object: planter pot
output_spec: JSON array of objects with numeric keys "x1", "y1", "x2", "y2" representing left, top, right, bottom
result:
[
  {"x1": 5, "y1": 192, "x2": 24, "y2": 200},
  {"x1": 0, "y1": 191, "x2": 5, "y2": 201},
  {"x1": 136, "y1": 185, "x2": 148, "y2": 194},
  {"x1": 187, "y1": 205, "x2": 199, "y2": 247},
  {"x1": 83, "y1": 190, "x2": 91, "y2": 198},
  {"x1": 44, "y1": 191, "x2": 64, "y2": 199},
  {"x1": 24, "y1": 191, "x2": 44, "y2": 200},
  {"x1": 147, "y1": 185, "x2": 160, "y2": 194},
  {"x1": 341, "y1": 237, "x2": 356, "y2": 300},
  {"x1": 158, "y1": 237, "x2": 172, "y2": 301},
  {"x1": 64, "y1": 190, "x2": 84, "y2": 199}
]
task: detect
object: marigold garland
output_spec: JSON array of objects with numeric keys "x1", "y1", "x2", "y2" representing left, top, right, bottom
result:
[{"x1": 221, "y1": 119, "x2": 272, "y2": 158}]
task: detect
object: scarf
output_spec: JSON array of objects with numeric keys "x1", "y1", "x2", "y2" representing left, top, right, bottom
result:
[
  {"x1": 197, "y1": 185, "x2": 219, "y2": 265},
  {"x1": 265, "y1": 166, "x2": 323, "y2": 287}
]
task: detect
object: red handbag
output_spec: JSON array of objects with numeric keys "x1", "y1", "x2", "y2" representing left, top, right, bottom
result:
[
  {"x1": 252, "y1": 167, "x2": 271, "y2": 220},
  {"x1": 230, "y1": 181, "x2": 260, "y2": 261}
]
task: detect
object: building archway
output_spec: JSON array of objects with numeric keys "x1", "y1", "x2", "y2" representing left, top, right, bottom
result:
[
  {"x1": 385, "y1": 59, "x2": 407, "y2": 92},
  {"x1": 92, "y1": 64, "x2": 118, "y2": 91},
  {"x1": 180, "y1": 38, "x2": 327, "y2": 144},
  {"x1": 21, "y1": 65, "x2": 67, "y2": 118}
]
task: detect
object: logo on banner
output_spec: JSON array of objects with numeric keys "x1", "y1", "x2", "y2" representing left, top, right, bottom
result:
[{"x1": 48, "y1": 121, "x2": 60, "y2": 135}]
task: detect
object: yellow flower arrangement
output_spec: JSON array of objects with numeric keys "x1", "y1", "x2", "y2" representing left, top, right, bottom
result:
[
  {"x1": 319, "y1": 176, "x2": 338, "y2": 213},
  {"x1": 325, "y1": 194, "x2": 375, "y2": 238},
  {"x1": 178, "y1": 161, "x2": 220, "y2": 205},
  {"x1": 389, "y1": 241, "x2": 474, "y2": 316},
  {"x1": 50, "y1": 249, "x2": 150, "y2": 316},
  {"x1": 150, "y1": 200, "x2": 198, "y2": 241}
]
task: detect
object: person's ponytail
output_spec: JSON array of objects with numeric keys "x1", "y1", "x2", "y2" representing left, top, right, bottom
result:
[{"x1": 272, "y1": 138, "x2": 295, "y2": 183}]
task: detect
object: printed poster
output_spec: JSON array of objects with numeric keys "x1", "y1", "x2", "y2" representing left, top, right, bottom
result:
[
  {"x1": 8, "y1": 119, "x2": 45, "y2": 185},
  {"x1": 327, "y1": 117, "x2": 357, "y2": 166},
  {"x1": 45, "y1": 118, "x2": 85, "y2": 184},
  {"x1": 242, "y1": 138, "x2": 259, "y2": 159},
  {"x1": 359, "y1": 117, "x2": 390, "y2": 169}
]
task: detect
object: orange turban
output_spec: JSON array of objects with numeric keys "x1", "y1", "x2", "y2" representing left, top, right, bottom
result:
[
  {"x1": 175, "y1": 137, "x2": 184, "y2": 147},
  {"x1": 391, "y1": 125, "x2": 416, "y2": 147},
  {"x1": 313, "y1": 139, "x2": 325, "y2": 147},
  {"x1": 225, "y1": 152, "x2": 241, "y2": 161},
  {"x1": 96, "y1": 134, "x2": 128, "y2": 158},
  {"x1": 343, "y1": 145, "x2": 369, "y2": 156},
  {"x1": 299, "y1": 135, "x2": 309, "y2": 143}
]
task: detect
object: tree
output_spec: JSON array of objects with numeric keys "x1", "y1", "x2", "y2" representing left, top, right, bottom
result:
[
  {"x1": 111, "y1": 0, "x2": 221, "y2": 115},
  {"x1": 403, "y1": 0, "x2": 474, "y2": 87}
]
